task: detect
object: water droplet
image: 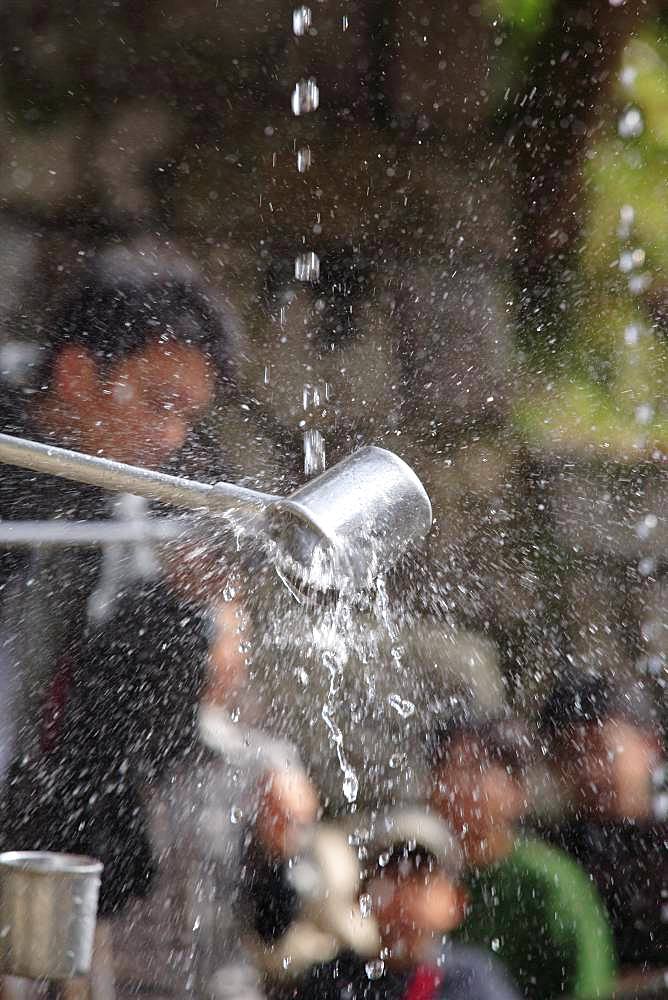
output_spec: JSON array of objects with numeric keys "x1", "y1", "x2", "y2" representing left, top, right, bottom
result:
[
  {"x1": 304, "y1": 428, "x2": 326, "y2": 477},
  {"x1": 343, "y1": 768, "x2": 359, "y2": 803},
  {"x1": 618, "y1": 107, "x2": 644, "y2": 139},
  {"x1": 293, "y1": 6, "x2": 312, "y2": 36},
  {"x1": 342, "y1": 14, "x2": 349, "y2": 30},
  {"x1": 389, "y1": 751, "x2": 407, "y2": 769},
  {"x1": 618, "y1": 251, "x2": 634, "y2": 273},
  {"x1": 620, "y1": 204, "x2": 635, "y2": 225},
  {"x1": 223, "y1": 581, "x2": 237, "y2": 602},
  {"x1": 365, "y1": 959, "x2": 385, "y2": 980},
  {"x1": 624, "y1": 323, "x2": 640, "y2": 345},
  {"x1": 292, "y1": 78, "x2": 319, "y2": 116},
  {"x1": 359, "y1": 892, "x2": 372, "y2": 918},
  {"x1": 635, "y1": 403, "x2": 653, "y2": 425},
  {"x1": 230, "y1": 805, "x2": 243, "y2": 824},
  {"x1": 388, "y1": 693, "x2": 416, "y2": 718},
  {"x1": 639, "y1": 557, "x2": 656, "y2": 578},
  {"x1": 628, "y1": 272, "x2": 651, "y2": 294},
  {"x1": 378, "y1": 850, "x2": 391, "y2": 868},
  {"x1": 295, "y1": 251, "x2": 320, "y2": 282},
  {"x1": 620, "y1": 65, "x2": 638, "y2": 87},
  {"x1": 491, "y1": 938, "x2": 501, "y2": 952},
  {"x1": 297, "y1": 146, "x2": 312, "y2": 173}
]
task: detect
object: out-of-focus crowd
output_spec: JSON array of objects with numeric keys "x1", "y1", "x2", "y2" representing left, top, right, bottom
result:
[{"x1": 0, "y1": 267, "x2": 665, "y2": 1000}]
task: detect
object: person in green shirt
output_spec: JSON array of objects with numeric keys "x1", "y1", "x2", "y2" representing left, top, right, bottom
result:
[{"x1": 426, "y1": 706, "x2": 617, "y2": 1000}]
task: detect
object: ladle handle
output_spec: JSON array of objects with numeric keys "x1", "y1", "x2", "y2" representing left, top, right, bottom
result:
[{"x1": 0, "y1": 433, "x2": 275, "y2": 516}]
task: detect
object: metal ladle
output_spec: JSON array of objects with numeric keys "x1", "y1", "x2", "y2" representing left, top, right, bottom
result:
[{"x1": 0, "y1": 433, "x2": 432, "y2": 591}]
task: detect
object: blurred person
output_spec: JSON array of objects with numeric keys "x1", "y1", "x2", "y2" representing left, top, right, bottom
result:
[
  {"x1": 295, "y1": 808, "x2": 522, "y2": 1000},
  {"x1": 0, "y1": 266, "x2": 241, "y2": 930},
  {"x1": 247, "y1": 822, "x2": 381, "y2": 990},
  {"x1": 427, "y1": 706, "x2": 617, "y2": 1000},
  {"x1": 538, "y1": 671, "x2": 668, "y2": 968},
  {"x1": 0, "y1": 264, "x2": 237, "y2": 783},
  {"x1": 107, "y1": 574, "x2": 318, "y2": 1000},
  {"x1": 2, "y1": 516, "x2": 318, "y2": 999}
]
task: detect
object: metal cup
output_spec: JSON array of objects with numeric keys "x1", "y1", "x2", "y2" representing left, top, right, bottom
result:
[
  {"x1": 0, "y1": 852, "x2": 102, "y2": 980},
  {"x1": 269, "y1": 446, "x2": 432, "y2": 592}
]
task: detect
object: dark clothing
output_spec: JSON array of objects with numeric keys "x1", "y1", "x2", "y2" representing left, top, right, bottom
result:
[
  {"x1": 293, "y1": 945, "x2": 522, "y2": 1000},
  {"x1": 0, "y1": 440, "x2": 212, "y2": 913},
  {"x1": 540, "y1": 818, "x2": 668, "y2": 968},
  {"x1": 0, "y1": 461, "x2": 110, "y2": 805},
  {"x1": 0, "y1": 580, "x2": 210, "y2": 914},
  {"x1": 244, "y1": 842, "x2": 300, "y2": 944}
]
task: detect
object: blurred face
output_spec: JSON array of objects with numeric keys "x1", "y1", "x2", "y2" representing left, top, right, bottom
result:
[
  {"x1": 562, "y1": 719, "x2": 659, "y2": 820},
  {"x1": 367, "y1": 860, "x2": 463, "y2": 968},
  {"x1": 432, "y1": 737, "x2": 526, "y2": 865},
  {"x1": 49, "y1": 339, "x2": 215, "y2": 467}
]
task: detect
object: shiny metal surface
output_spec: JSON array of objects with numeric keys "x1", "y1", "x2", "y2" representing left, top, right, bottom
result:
[
  {"x1": 0, "y1": 433, "x2": 273, "y2": 515},
  {"x1": 0, "y1": 433, "x2": 432, "y2": 588},
  {"x1": 0, "y1": 851, "x2": 102, "y2": 980},
  {"x1": 0, "y1": 519, "x2": 186, "y2": 546},
  {"x1": 270, "y1": 446, "x2": 433, "y2": 590}
]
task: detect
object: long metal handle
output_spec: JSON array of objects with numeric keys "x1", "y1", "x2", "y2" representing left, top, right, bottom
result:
[
  {"x1": 0, "y1": 520, "x2": 187, "y2": 546},
  {"x1": 0, "y1": 433, "x2": 275, "y2": 515}
]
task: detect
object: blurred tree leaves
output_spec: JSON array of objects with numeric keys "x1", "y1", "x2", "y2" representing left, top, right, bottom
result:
[{"x1": 516, "y1": 26, "x2": 668, "y2": 460}]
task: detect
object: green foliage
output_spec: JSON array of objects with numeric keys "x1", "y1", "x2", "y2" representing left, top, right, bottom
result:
[
  {"x1": 483, "y1": 0, "x2": 552, "y2": 32},
  {"x1": 516, "y1": 28, "x2": 668, "y2": 459}
]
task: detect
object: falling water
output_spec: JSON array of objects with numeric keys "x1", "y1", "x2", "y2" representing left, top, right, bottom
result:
[
  {"x1": 294, "y1": 251, "x2": 320, "y2": 282},
  {"x1": 291, "y1": 78, "x2": 319, "y2": 116},
  {"x1": 296, "y1": 146, "x2": 312, "y2": 173},
  {"x1": 292, "y1": 5, "x2": 311, "y2": 36},
  {"x1": 304, "y1": 428, "x2": 325, "y2": 477},
  {"x1": 287, "y1": 8, "x2": 361, "y2": 802}
]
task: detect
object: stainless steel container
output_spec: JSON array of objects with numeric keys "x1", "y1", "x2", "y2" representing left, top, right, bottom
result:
[
  {"x1": 0, "y1": 852, "x2": 102, "y2": 980},
  {"x1": 269, "y1": 446, "x2": 432, "y2": 591}
]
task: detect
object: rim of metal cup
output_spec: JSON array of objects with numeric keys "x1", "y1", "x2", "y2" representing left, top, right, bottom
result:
[
  {"x1": 0, "y1": 851, "x2": 103, "y2": 877},
  {"x1": 272, "y1": 446, "x2": 432, "y2": 549}
]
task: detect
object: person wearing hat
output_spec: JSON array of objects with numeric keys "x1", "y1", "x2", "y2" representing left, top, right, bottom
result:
[
  {"x1": 427, "y1": 704, "x2": 617, "y2": 1000},
  {"x1": 294, "y1": 808, "x2": 522, "y2": 1000},
  {"x1": 537, "y1": 671, "x2": 668, "y2": 969}
]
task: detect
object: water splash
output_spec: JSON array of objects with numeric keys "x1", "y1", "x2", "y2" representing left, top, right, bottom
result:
[
  {"x1": 365, "y1": 959, "x2": 385, "y2": 980},
  {"x1": 304, "y1": 428, "x2": 326, "y2": 477},
  {"x1": 323, "y1": 686, "x2": 359, "y2": 802},
  {"x1": 387, "y1": 693, "x2": 416, "y2": 718}
]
